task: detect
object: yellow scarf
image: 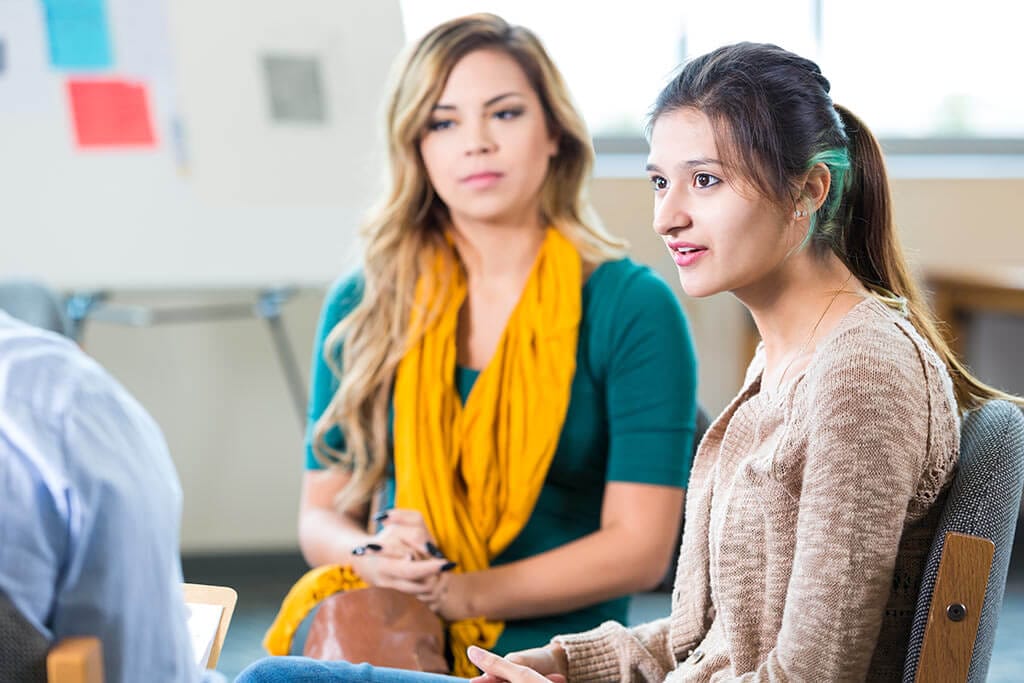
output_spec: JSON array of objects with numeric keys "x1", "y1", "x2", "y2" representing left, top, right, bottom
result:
[
  {"x1": 263, "y1": 228, "x2": 580, "y2": 677},
  {"x1": 394, "y1": 227, "x2": 580, "y2": 675}
]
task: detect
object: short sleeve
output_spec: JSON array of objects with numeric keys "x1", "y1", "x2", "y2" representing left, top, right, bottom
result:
[
  {"x1": 304, "y1": 272, "x2": 364, "y2": 470},
  {"x1": 602, "y1": 265, "x2": 698, "y2": 487}
]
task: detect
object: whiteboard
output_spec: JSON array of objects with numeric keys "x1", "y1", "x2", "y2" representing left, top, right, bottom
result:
[{"x1": 0, "y1": 0, "x2": 404, "y2": 289}]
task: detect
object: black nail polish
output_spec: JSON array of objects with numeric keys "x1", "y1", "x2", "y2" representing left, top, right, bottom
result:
[
  {"x1": 352, "y1": 545, "x2": 367, "y2": 556},
  {"x1": 425, "y1": 541, "x2": 445, "y2": 559},
  {"x1": 372, "y1": 510, "x2": 389, "y2": 522},
  {"x1": 365, "y1": 543, "x2": 383, "y2": 551},
  {"x1": 439, "y1": 561, "x2": 457, "y2": 572}
]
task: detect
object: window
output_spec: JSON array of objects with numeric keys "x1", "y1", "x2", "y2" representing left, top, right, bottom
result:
[
  {"x1": 399, "y1": 2, "x2": 686, "y2": 139},
  {"x1": 400, "y1": 1, "x2": 1024, "y2": 146}
]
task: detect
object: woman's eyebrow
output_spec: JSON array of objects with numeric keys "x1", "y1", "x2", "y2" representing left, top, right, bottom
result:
[
  {"x1": 433, "y1": 91, "x2": 523, "y2": 111},
  {"x1": 645, "y1": 157, "x2": 723, "y2": 173}
]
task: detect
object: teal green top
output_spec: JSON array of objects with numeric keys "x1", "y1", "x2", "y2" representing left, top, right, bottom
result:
[{"x1": 305, "y1": 258, "x2": 698, "y2": 653}]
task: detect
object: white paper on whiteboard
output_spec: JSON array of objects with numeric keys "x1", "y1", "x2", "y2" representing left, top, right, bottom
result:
[{"x1": 0, "y1": 1, "x2": 61, "y2": 113}]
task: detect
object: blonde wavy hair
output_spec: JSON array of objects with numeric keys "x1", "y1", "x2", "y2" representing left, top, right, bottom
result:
[{"x1": 313, "y1": 13, "x2": 627, "y2": 512}]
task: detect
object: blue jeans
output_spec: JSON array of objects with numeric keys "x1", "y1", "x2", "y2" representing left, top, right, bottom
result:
[{"x1": 234, "y1": 658, "x2": 466, "y2": 683}]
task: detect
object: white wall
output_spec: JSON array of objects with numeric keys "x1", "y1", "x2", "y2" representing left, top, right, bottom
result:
[{"x1": 81, "y1": 288, "x2": 324, "y2": 553}]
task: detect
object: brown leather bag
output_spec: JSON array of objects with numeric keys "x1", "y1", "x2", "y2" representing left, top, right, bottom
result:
[{"x1": 303, "y1": 586, "x2": 449, "y2": 673}]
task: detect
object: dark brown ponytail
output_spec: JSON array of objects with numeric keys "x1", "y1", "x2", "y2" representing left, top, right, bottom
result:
[{"x1": 834, "y1": 104, "x2": 1022, "y2": 410}]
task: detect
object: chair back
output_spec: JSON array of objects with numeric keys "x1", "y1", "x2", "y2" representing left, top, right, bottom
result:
[
  {"x1": 0, "y1": 590, "x2": 105, "y2": 683},
  {"x1": 0, "y1": 589, "x2": 48, "y2": 683},
  {"x1": 903, "y1": 400, "x2": 1024, "y2": 682}
]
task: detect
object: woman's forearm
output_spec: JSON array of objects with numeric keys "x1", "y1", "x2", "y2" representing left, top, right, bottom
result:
[
  {"x1": 298, "y1": 507, "x2": 374, "y2": 567},
  {"x1": 451, "y1": 520, "x2": 676, "y2": 621}
]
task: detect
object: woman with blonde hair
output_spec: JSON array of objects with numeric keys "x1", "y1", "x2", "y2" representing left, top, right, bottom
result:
[{"x1": 247, "y1": 13, "x2": 698, "y2": 680}]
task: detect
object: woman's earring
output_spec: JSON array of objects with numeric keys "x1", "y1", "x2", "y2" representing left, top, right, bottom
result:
[{"x1": 793, "y1": 208, "x2": 808, "y2": 218}]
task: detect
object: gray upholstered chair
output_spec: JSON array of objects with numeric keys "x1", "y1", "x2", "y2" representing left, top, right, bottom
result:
[
  {"x1": 0, "y1": 279, "x2": 72, "y2": 338},
  {"x1": 903, "y1": 399, "x2": 1024, "y2": 683},
  {"x1": 0, "y1": 589, "x2": 104, "y2": 683},
  {"x1": 1, "y1": 589, "x2": 49, "y2": 682}
]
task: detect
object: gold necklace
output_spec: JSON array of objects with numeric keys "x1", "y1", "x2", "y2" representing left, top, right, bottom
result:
[{"x1": 772, "y1": 272, "x2": 855, "y2": 394}]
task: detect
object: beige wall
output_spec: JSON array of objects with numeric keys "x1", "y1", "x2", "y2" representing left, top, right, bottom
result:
[
  {"x1": 84, "y1": 175, "x2": 1024, "y2": 553},
  {"x1": 83, "y1": 291, "x2": 322, "y2": 553}
]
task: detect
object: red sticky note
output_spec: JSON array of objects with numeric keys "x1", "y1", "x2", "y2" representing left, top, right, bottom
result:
[{"x1": 67, "y1": 79, "x2": 156, "y2": 148}]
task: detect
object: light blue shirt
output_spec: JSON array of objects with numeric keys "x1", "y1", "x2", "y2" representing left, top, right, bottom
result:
[{"x1": 0, "y1": 312, "x2": 222, "y2": 682}]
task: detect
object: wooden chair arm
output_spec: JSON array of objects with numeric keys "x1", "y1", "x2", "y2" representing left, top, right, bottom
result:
[
  {"x1": 914, "y1": 531, "x2": 994, "y2": 683},
  {"x1": 47, "y1": 636, "x2": 104, "y2": 683}
]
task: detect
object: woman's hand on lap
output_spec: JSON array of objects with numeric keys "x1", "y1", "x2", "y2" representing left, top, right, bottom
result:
[{"x1": 467, "y1": 646, "x2": 567, "y2": 683}]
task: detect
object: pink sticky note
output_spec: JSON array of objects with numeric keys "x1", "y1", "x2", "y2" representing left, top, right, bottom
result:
[{"x1": 67, "y1": 78, "x2": 156, "y2": 148}]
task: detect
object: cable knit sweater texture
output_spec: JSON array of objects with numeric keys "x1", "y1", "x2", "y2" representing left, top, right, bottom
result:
[{"x1": 554, "y1": 296, "x2": 959, "y2": 682}]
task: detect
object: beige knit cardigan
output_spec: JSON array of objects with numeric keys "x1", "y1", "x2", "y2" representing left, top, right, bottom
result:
[{"x1": 555, "y1": 297, "x2": 959, "y2": 682}]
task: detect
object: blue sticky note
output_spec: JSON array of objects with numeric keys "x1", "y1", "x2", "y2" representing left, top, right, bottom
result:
[{"x1": 42, "y1": 0, "x2": 114, "y2": 70}]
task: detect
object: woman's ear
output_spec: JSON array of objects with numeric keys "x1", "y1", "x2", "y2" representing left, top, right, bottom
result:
[{"x1": 799, "y1": 162, "x2": 832, "y2": 214}]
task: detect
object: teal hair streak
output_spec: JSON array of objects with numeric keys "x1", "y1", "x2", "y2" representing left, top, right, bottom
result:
[{"x1": 798, "y1": 147, "x2": 851, "y2": 250}]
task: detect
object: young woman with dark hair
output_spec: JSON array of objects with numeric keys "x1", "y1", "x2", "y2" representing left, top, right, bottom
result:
[{"x1": 464, "y1": 41, "x2": 1021, "y2": 683}]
